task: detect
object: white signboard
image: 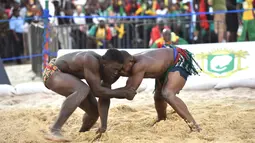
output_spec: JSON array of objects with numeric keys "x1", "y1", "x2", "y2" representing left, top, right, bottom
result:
[{"x1": 57, "y1": 42, "x2": 255, "y2": 90}]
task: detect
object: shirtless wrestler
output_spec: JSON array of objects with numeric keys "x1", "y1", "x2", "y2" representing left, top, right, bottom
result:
[
  {"x1": 42, "y1": 49, "x2": 136, "y2": 142},
  {"x1": 98, "y1": 45, "x2": 202, "y2": 133}
]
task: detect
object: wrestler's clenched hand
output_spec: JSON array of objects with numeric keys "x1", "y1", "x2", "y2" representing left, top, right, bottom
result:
[{"x1": 123, "y1": 88, "x2": 137, "y2": 100}]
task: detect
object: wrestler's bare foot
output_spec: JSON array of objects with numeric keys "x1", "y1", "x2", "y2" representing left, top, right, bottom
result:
[
  {"x1": 79, "y1": 114, "x2": 98, "y2": 132},
  {"x1": 185, "y1": 120, "x2": 202, "y2": 132},
  {"x1": 79, "y1": 123, "x2": 91, "y2": 132},
  {"x1": 96, "y1": 127, "x2": 106, "y2": 134},
  {"x1": 44, "y1": 129, "x2": 71, "y2": 142},
  {"x1": 91, "y1": 128, "x2": 107, "y2": 142},
  {"x1": 79, "y1": 127, "x2": 89, "y2": 132},
  {"x1": 152, "y1": 118, "x2": 166, "y2": 126},
  {"x1": 191, "y1": 124, "x2": 202, "y2": 132}
]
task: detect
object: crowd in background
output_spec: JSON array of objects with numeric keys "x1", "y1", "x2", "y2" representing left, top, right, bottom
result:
[{"x1": 0, "y1": 0, "x2": 255, "y2": 64}]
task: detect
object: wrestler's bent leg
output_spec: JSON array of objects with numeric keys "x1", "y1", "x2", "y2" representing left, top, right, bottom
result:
[
  {"x1": 154, "y1": 80, "x2": 167, "y2": 122},
  {"x1": 45, "y1": 72, "x2": 92, "y2": 141},
  {"x1": 161, "y1": 71, "x2": 201, "y2": 132},
  {"x1": 79, "y1": 92, "x2": 99, "y2": 132}
]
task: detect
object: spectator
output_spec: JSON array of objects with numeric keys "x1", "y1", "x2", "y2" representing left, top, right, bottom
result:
[
  {"x1": 136, "y1": 0, "x2": 156, "y2": 48},
  {"x1": 9, "y1": 8, "x2": 25, "y2": 64},
  {"x1": 73, "y1": 5, "x2": 85, "y2": 25},
  {"x1": 108, "y1": 0, "x2": 126, "y2": 48},
  {"x1": 4, "y1": 2, "x2": 12, "y2": 18},
  {"x1": 0, "y1": 8, "x2": 9, "y2": 58},
  {"x1": 20, "y1": 1, "x2": 30, "y2": 59},
  {"x1": 98, "y1": 2, "x2": 109, "y2": 17},
  {"x1": 62, "y1": 1, "x2": 75, "y2": 24},
  {"x1": 179, "y1": 0, "x2": 192, "y2": 42},
  {"x1": 54, "y1": 0, "x2": 75, "y2": 25},
  {"x1": 108, "y1": 0, "x2": 126, "y2": 17},
  {"x1": 238, "y1": 0, "x2": 255, "y2": 41},
  {"x1": 149, "y1": 19, "x2": 170, "y2": 46},
  {"x1": 124, "y1": 0, "x2": 141, "y2": 48},
  {"x1": 51, "y1": 0, "x2": 63, "y2": 25},
  {"x1": 89, "y1": 6, "x2": 102, "y2": 25},
  {"x1": 84, "y1": 6, "x2": 94, "y2": 28},
  {"x1": 86, "y1": 0, "x2": 100, "y2": 9},
  {"x1": 114, "y1": 21, "x2": 125, "y2": 40},
  {"x1": 137, "y1": 0, "x2": 156, "y2": 16},
  {"x1": 108, "y1": 0, "x2": 126, "y2": 27},
  {"x1": 194, "y1": 0, "x2": 211, "y2": 32},
  {"x1": 208, "y1": 0, "x2": 227, "y2": 43},
  {"x1": 226, "y1": 0, "x2": 239, "y2": 42},
  {"x1": 156, "y1": 1, "x2": 168, "y2": 23},
  {"x1": 25, "y1": 0, "x2": 39, "y2": 24},
  {"x1": 88, "y1": 18, "x2": 112, "y2": 49},
  {"x1": 193, "y1": 0, "x2": 218, "y2": 43},
  {"x1": 168, "y1": 2, "x2": 182, "y2": 36},
  {"x1": 125, "y1": 0, "x2": 141, "y2": 16},
  {"x1": 19, "y1": 1, "x2": 27, "y2": 19},
  {"x1": 72, "y1": 0, "x2": 87, "y2": 6},
  {"x1": 150, "y1": 29, "x2": 188, "y2": 48},
  {"x1": 152, "y1": 0, "x2": 160, "y2": 10},
  {"x1": 84, "y1": 0, "x2": 101, "y2": 25},
  {"x1": 56, "y1": 1, "x2": 75, "y2": 49},
  {"x1": 71, "y1": 5, "x2": 87, "y2": 49}
]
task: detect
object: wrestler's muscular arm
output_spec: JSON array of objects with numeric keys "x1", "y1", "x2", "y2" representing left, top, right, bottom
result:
[
  {"x1": 97, "y1": 73, "x2": 121, "y2": 132},
  {"x1": 126, "y1": 62, "x2": 146, "y2": 91},
  {"x1": 84, "y1": 54, "x2": 135, "y2": 99},
  {"x1": 97, "y1": 82, "x2": 113, "y2": 134},
  {"x1": 97, "y1": 67, "x2": 146, "y2": 134},
  {"x1": 96, "y1": 62, "x2": 145, "y2": 134},
  {"x1": 96, "y1": 63, "x2": 146, "y2": 134}
]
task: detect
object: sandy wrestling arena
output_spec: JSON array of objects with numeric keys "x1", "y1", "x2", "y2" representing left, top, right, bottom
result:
[{"x1": 0, "y1": 65, "x2": 255, "y2": 143}]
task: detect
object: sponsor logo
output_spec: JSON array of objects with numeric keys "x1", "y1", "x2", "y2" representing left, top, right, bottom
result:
[{"x1": 196, "y1": 49, "x2": 249, "y2": 78}]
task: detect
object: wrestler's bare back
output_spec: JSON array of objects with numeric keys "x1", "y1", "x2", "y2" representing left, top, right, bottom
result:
[
  {"x1": 133, "y1": 48, "x2": 175, "y2": 78},
  {"x1": 55, "y1": 51, "x2": 100, "y2": 79}
]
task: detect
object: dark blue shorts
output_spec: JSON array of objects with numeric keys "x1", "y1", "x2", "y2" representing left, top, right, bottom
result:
[{"x1": 169, "y1": 66, "x2": 190, "y2": 81}]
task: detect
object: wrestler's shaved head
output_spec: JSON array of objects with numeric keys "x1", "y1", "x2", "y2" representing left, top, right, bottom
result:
[
  {"x1": 102, "y1": 49, "x2": 124, "y2": 83},
  {"x1": 120, "y1": 50, "x2": 132, "y2": 61},
  {"x1": 103, "y1": 49, "x2": 124, "y2": 64}
]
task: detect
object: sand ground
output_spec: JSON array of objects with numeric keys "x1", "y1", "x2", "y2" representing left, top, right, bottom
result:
[
  {"x1": 0, "y1": 88, "x2": 254, "y2": 143},
  {"x1": 1, "y1": 64, "x2": 255, "y2": 143}
]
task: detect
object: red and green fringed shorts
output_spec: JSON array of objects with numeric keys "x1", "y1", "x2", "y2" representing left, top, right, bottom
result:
[{"x1": 42, "y1": 58, "x2": 60, "y2": 85}]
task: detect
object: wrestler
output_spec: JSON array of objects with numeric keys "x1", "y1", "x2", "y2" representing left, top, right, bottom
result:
[
  {"x1": 42, "y1": 49, "x2": 136, "y2": 142},
  {"x1": 98, "y1": 34, "x2": 202, "y2": 133}
]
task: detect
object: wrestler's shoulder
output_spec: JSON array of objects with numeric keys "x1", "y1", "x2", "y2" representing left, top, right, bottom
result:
[
  {"x1": 63, "y1": 52, "x2": 99, "y2": 69},
  {"x1": 157, "y1": 48, "x2": 174, "y2": 54},
  {"x1": 132, "y1": 57, "x2": 148, "y2": 72},
  {"x1": 73, "y1": 52, "x2": 99, "y2": 62}
]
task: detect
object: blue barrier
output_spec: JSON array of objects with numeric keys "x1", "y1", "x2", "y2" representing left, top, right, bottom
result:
[
  {"x1": 51, "y1": 9, "x2": 255, "y2": 19},
  {"x1": 2, "y1": 52, "x2": 57, "y2": 62},
  {"x1": 0, "y1": 8, "x2": 254, "y2": 22}
]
